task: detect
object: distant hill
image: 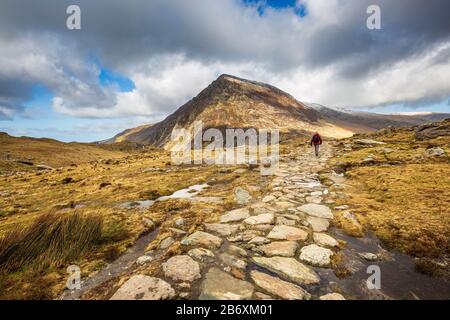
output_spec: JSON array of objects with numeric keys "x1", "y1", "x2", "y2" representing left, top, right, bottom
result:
[
  {"x1": 107, "y1": 74, "x2": 450, "y2": 148},
  {"x1": 0, "y1": 132, "x2": 126, "y2": 172}
]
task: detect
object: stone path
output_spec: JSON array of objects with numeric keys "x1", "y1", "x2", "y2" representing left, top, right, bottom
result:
[{"x1": 108, "y1": 143, "x2": 347, "y2": 300}]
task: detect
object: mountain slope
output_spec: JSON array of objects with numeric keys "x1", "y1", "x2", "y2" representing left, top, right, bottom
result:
[{"x1": 109, "y1": 74, "x2": 450, "y2": 148}]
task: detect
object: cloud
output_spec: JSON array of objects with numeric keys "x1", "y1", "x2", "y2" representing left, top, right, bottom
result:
[{"x1": 0, "y1": 0, "x2": 449, "y2": 120}]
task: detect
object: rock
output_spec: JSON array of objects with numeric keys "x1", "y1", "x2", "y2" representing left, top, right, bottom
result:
[
  {"x1": 255, "y1": 292, "x2": 273, "y2": 300},
  {"x1": 415, "y1": 120, "x2": 450, "y2": 140},
  {"x1": 299, "y1": 204, "x2": 333, "y2": 219},
  {"x1": 262, "y1": 195, "x2": 276, "y2": 203},
  {"x1": 110, "y1": 275, "x2": 175, "y2": 300},
  {"x1": 259, "y1": 241, "x2": 299, "y2": 257},
  {"x1": 188, "y1": 248, "x2": 215, "y2": 261},
  {"x1": 358, "y1": 252, "x2": 378, "y2": 261},
  {"x1": 162, "y1": 255, "x2": 201, "y2": 282},
  {"x1": 335, "y1": 205, "x2": 350, "y2": 210},
  {"x1": 220, "y1": 208, "x2": 250, "y2": 223},
  {"x1": 175, "y1": 218, "x2": 185, "y2": 226},
  {"x1": 299, "y1": 244, "x2": 333, "y2": 267},
  {"x1": 181, "y1": 231, "x2": 223, "y2": 249},
  {"x1": 136, "y1": 255, "x2": 153, "y2": 265},
  {"x1": 36, "y1": 164, "x2": 54, "y2": 171},
  {"x1": 274, "y1": 201, "x2": 296, "y2": 209},
  {"x1": 234, "y1": 187, "x2": 252, "y2": 205},
  {"x1": 319, "y1": 293, "x2": 346, "y2": 300},
  {"x1": 244, "y1": 213, "x2": 275, "y2": 225},
  {"x1": 276, "y1": 216, "x2": 296, "y2": 226},
  {"x1": 234, "y1": 168, "x2": 248, "y2": 174},
  {"x1": 248, "y1": 237, "x2": 270, "y2": 245},
  {"x1": 159, "y1": 237, "x2": 175, "y2": 249},
  {"x1": 306, "y1": 216, "x2": 329, "y2": 232},
  {"x1": 219, "y1": 253, "x2": 247, "y2": 270},
  {"x1": 204, "y1": 223, "x2": 239, "y2": 236},
  {"x1": 228, "y1": 245, "x2": 248, "y2": 257},
  {"x1": 267, "y1": 225, "x2": 308, "y2": 241},
  {"x1": 313, "y1": 233, "x2": 338, "y2": 247},
  {"x1": 250, "y1": 271, "x2": 310, "y2": 300},
  {"x1": 310, "y1": 191, "x2": 323, "y2": 196},
  {"x1": 228, "y1": 230, "x2": 263, "y2": 242},
  {"x1": 199, "y1": 268, "x2": 254, "y2": 300},
  {"x1": 252, "y1": 256, "x2": 320, "y2": 285},
  {"x1": 354, "y1": 139, "x2": 386, "y2": 146},
  {"x1": 142, "y1": 217, "x2": 155, "y2": 230},
  {"x1": 426, "y1": 147, "x2": 446, "y2": 157},
  {"x1": 168, "y1": 228, "x2": 187, "y2": 236},
  {"x1": 250, "y1": 224, "x2": 274, "y2": 232},
  {"x1": 305, "y1": 196, "x2": 322, "y2": 204}
]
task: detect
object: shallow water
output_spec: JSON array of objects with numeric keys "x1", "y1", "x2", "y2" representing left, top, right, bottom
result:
[
  {"x1": 322, "y1": 228, "x2": 450, "y2": 300},
  {"x1": 120, "y1": 183, "x2": 209, "y2": 209}
]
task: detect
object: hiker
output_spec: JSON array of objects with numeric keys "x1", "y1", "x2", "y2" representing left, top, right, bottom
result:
[{"x1": 310, "y1": 132, "x2": 322, "y2": 157}]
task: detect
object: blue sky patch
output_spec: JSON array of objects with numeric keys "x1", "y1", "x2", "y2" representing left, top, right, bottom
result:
[
  {"x1": 98, "y1": 68, "x2": 135, "y2": 92},
  {"x1": 242, "y1": 0, "x2": 307, "y2": 17}
]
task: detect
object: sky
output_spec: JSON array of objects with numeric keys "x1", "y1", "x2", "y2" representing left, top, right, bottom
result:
[{"x1": 0, "y1": 0, "x2": 449, "y2": 142}]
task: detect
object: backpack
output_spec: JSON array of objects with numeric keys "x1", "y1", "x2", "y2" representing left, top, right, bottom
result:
[{"x1": 313, "y1": 135, "x2": 321, "y2": 144}]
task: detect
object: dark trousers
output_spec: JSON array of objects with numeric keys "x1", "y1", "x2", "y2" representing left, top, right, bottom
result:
[{"x1": 314, "y1": 144, "x2": 320, "y2": 156}]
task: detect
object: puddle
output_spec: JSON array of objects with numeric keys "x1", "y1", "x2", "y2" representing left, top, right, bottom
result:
[
  {"x1": 322, "y1": 228, "x2": 450, "y2": 300},
  {"x1": 60, "y1": 228, "x2": 160, "y2": 300},
  {"x1": 120, "y1": 183, "x2": 210, "y2": 210}
]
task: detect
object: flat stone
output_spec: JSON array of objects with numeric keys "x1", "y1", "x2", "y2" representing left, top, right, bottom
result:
[
  {"x1": 110, "y1": 275, "x2": 175, "y2": 300},
  {"x1": 335, "y1": 205, "x2": 350, "y2": 210},
  {"x1": 136, "y1": 255, "x2": 153, "y2": 265},
  {"x1": 299, "y1": 204, "x2": 333, "y2": 219},
  {"x1": 220, "y1": 208, "x2": 250, "y2": 223},
  {"x1": 276, "y1": 216, "x2": 296, "y2": 226},
  {"x1": 162, "y1": 255, "x2": 201, "y2": 282},
  {"x1": 313, "y1": 233, "x2": 338, "y2": 247},
  {"x1": 168, "y1": 228, "x2": 187, "y2": 236},
  {"x1": 307, "y1": 216, "x2": 329, "y2": 232},
  {"x1": 244, "y1": 213, "x2": 275, "y2": 225},
  {"x1": 181, "y1": 231, "x2": 223, "y2": 249},
  {"x1": 299, "y1": 244, "x2": 333, "y2": 267},
  {"x1": 252, "y1": 256, "x2": 320, "y2": 285},
  {"x1": 262, "y1": 195, "x2": 276, "y2": 203},
  {"x1": 188, "y1": 248, "x2": 215, "y2": 262},
  {"x1": 275, "y1": 201, "x2": 296, "y2": 209},
  {"x1": 248, "y1": 236, "x2": 270, "y2": 245},
  {"x1": 219, "y1": 253, "x2": 248, "y2": 270},
  {"x1": 259, "y1": 241, "x2": 299, "y2": 257},
  {"x1": 358, "y1": 252, "x2": 378, "y2": 261},
  {"x1": 250, "y1": 271, "x2": 310, "y2": 300},
  {"x1": 235, "y1": 187, "x2": 252, "y2": 205},
  {"x1": 199, "y1": 268, "x2": 254, "y2": 300},
  {"x1": 204, "y1": 223, "x2": 239, "y2": 236},
  {"x1": 267, "y1": 225, "x2": 308, "y2": 241},
  {"x1": 354, "y1": 139, "x2": 386, "y2": 146},
  {"x1": 319, "y1": 293, "x2": 346, "y2": 300},
  {"x1": 159, "y1": 237, "x2": 175, "y2": 249},
  {"x1": 228, "y1": 245, "x2": 248, "y2": 257}
]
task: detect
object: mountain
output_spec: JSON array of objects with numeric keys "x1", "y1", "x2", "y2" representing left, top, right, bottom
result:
[{"x1": 108, "y1": 74, "x2": 450, "y2": 148}]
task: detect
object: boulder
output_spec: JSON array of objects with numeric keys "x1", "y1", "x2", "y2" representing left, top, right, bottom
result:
[
  {"x1": 259, "y1": 241, "x2": 299, "y2": 257},
  {"x1": 220, "y1": 208, "x2": 250, "y2": 223},
  {"x1": 199, "y1": 268, "x2": 254, "y2": 300},
  {"x1": 234, "y1": 187, "x2": 252, "y2": 204},
  {"x1": 110, "y1": 275, "x2": 174, "y2": 300},
  {"x1": 299, "y1": 204, "x2": 333, "y2": 219},
  {"x1": 313, "y1": 233, "x2": 338, "y2": 247},
  {"x1": 267, "y1": 225, "x2": 308, "y2": 241},
  {"x1": 306, "y1": 216, "x2": 329, "y2": 232},
  {"x1": 250, "y1": 271, "x2": 310, "y2": 300},
  {"x1": 181, "y1": 231, "x2": 223, "y2": 249},
  {"x1": 244, "y1": 213, "x2": 275, "y2": 225},
  {"x1": 204, "y1": 223, "x2": 239, "y2": 236},
  {"x1": 319, "y1": 293, "x2": 346, "y2": 300},
  {"x1": 252, "y1": 256, "x2": 320, "y2": 285},
  {"x1": 299, "y1": 244, "x2": 333, "y2": 267},
  {"x1": 162, "y1": 255, "x2": 201, "y2": 282}
]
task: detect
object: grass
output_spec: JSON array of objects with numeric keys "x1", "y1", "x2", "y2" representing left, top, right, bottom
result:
[
  {"x1": 0, "y1": 212, "x2": 102, "y2": 272},
  {"x1": 329, "y1": 124, "x2": 450, "y2": 277}
]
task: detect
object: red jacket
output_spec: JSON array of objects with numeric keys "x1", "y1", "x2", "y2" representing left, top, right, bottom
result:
[{"x1": 310, "y1": 133, "x2": 322, "y2": 146}]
